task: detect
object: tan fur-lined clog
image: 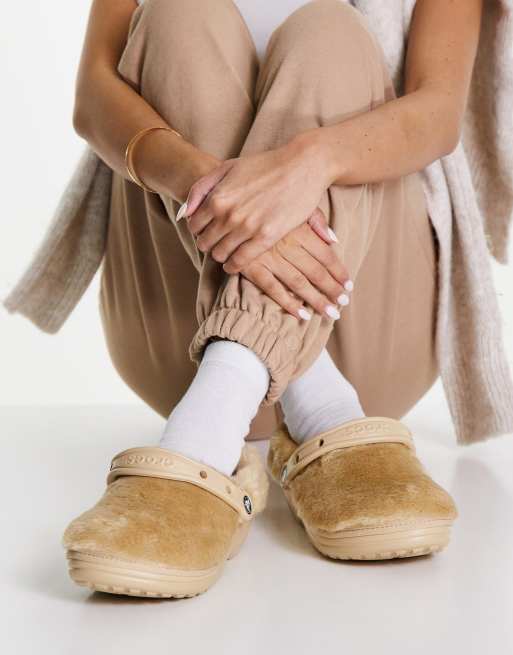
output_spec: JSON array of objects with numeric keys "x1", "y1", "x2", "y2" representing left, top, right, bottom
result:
[
  {"x1": 268, "y1": 417, "x2": 457, "y2": 560},
  {"x1": 63, "y1": 445, "x2": 268, "y2": 598}
]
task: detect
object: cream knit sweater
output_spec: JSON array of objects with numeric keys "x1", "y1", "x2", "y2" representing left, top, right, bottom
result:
[{"x1": 4, "y1": 0, "x2": 513, "y2": 444}]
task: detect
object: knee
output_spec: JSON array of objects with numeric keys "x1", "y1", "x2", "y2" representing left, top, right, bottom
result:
[
  {"x1": 266, "y1": 1, "x2": 387, "y2": 113},
  {"x1": 284, "y1": 0, "x2": 370, "y2": 32},
  {"x1": 124, "y1": 0, "x2": 230, "y2": 69},
  {"x1": 274, "y1": 1, "x2": 377, "y2": 62},
  {"x1": 139, "y1": 0, "x2": 200, "y2": 32},
  {"x1": 140, "y1": 0, "x2": 232, "y2": 33}
]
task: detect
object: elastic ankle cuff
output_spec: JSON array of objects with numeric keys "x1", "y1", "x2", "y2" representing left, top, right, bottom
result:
[{"x1": 189, "y1": 308, "x2": 309, "y2": 405}]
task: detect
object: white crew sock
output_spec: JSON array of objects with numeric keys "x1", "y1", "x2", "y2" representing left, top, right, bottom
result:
[
  {"x1": 280, "y1": 348, "x2": 365, "y2": 444},
  {"x1": 159, "y1": 340, "x2": 270, "y2": 476}
]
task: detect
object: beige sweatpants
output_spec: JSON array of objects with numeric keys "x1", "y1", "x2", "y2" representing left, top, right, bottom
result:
[{"x1": 100, "y1": 0, "x2": 438, "y2": 438}]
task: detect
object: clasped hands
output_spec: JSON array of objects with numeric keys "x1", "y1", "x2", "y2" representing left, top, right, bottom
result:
[{"x1": 178, "y1": 135, "x2": 352, "y2": 320}]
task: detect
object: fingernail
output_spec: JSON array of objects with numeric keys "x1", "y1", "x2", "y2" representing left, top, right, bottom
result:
[
  {"x1": 176, "y1": 201, "x2": 188, "y2": 222},
  {"x1": 325, "y1": 305, "x2": 341, "y2": 320},
  {"x1": 337, "y1": 293, "x2": 350, "y2": 306},
  {"x1": 327, "y1": 227, "x2": 339, "y2": 243},
  {"x1": 344, "y1": 279, "x2": 354, "y2": 292},
  {"x1": 298, "y1": 308, "x2": 312, "y2": 321}
]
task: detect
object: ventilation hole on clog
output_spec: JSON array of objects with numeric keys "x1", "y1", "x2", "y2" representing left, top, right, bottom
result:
[
  {"x1": 200, "y1": 470, "x2": 208, "y2": 479},
  {"x1": 319, "y1": 439, "x2": 324, "y2": 447},
  {"x1": 295, "y1": 454, "x2": 300, "y2": 464},
  {"x1": 226, "y1": 485, "x2": 232, "y2": 494}
]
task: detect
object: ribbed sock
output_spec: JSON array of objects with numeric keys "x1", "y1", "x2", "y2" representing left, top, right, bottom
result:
[
  {"x1": 280, "y1": 348, "x2": 365, "y2": 443},
  {"x1": 159, "y1": 340, "x2": 270, "y2": 475}
]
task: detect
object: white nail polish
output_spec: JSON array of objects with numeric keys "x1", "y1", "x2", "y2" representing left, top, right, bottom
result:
[
  {"x1": 176, "y1": 201, "x2": 188, "y2": 222},
  {"x1": 298, "y1": 308, "x2": 312, "y2": 321},
  {"x1": 337, "y1": 293, "x2": 350, "y2": 306},
  {"x1": 344, "y1": 279, "x2": 354, "y2": 292},
  {"x1": 327, "y1": 227, "x2": 339, "y2": 243},
  {"x1": 325, "y1": 305, "x2": 341, "y2": 320}
]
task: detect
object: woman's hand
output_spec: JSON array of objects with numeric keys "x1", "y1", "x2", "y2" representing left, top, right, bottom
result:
[
  {"x1": 240, "y1": 213, "x2": 352, "y2": 321},
  {"x1": 179, "y1": 133, "x2": 333, "y2": 274}
]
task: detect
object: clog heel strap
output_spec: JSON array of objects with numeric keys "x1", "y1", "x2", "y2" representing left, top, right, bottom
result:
[
  {"x1": 107, "y1": 447, "x2": 254, "y2": 521},
  {"x1": 280, "y1": 417, "x2": 415, "y2": 488}
]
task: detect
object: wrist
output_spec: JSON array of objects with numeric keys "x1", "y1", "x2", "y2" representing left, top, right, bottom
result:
[
  {"x1": 288, "y1": 127, "x2": 345, "y2": 188},
  {"x1": 172, "y1": 147, "x2": 220, "y2": 202},
  {"x1": 135, "y1": 129, "x2": 220, "y2": 201}
]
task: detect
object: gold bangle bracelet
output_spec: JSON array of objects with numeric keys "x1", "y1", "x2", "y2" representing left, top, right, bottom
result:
[{"x1": 124, "y1": 126, "x2": 183, "y2": 193}]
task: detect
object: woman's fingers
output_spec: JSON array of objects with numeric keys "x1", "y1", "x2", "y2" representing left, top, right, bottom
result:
[
  {"x1": 278, "y1": 243, "x2": 346, "y2": 307},
  {"x1": 182, "y1": 165, "x2": 233, "y2": 237},
  {"x1": 210, "y1": 227, "x2": 252, "y2": 263},
  {"x1": 270, "y1": 255, "x2": 341, "y2": 319},
  {"x1": 180, "y1": 162, "x2": 230, "y2": 218},
  {"x1": 222, "y1": 222, "x2": 283, "y2": 274},
  {"x1": 239, "y1": 230, "x2": 354, "y2": 318},
  {"x1": 299, "y1": 223, "x2": 350, "y2": 289},
  {"x1": 223, "y1": 207, "x2": 340, "y2": 276},
  {"x1": 243, "y1": 263, "x2": 312, "y2": 321},
  {"x1": 187, "y1": 207, "x2": 215, "y2": 241},
  {"x1": 195, "y1": 215, "x2": 232, "y2": 255},
  {"x1": 307, "y1": 208, "x2": 338, "y2": 245},
  {"x1": 195, "y1": 205, "x2": 254, "y2": 257}
]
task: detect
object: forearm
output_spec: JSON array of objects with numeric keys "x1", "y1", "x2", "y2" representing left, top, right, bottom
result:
[
  {"x1": 302, "y1": 86, "x2": 461, "y2": 188},
  {"x1": 73, "y1": 68, "x2": 219, "y2": 201}
]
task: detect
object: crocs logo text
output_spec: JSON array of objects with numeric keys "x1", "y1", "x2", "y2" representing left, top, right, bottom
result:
[{"x1": 111, "y1": 454, "x2": 173, "y2": 470}]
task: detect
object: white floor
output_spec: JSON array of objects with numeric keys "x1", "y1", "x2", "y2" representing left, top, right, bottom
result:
[{"x1": 2, "y1": 383, "x2": 513, "y2": 655}]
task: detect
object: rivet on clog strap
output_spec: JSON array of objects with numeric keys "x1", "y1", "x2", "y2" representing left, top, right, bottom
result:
[
  {"x1": 280, "y1": 417, "x2": 415, "y2": 488},
  {"x1": 107, "y1": 447, "x2": 253, "y2": 522}
]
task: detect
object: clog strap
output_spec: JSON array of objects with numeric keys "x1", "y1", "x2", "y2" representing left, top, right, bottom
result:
[
  {"x1": 280, "y1": 417, "x2": 415, "y2": 488},
  {"x1": 107, "y1": 447, "x2": 254, "y2": 522}
]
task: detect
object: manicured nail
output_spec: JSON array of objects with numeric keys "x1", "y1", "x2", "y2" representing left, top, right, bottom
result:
[
  {"x1": 327, "y1": 227, "x2": 339, "y2": 243},
  {"x1": 176, "y1": 201, "x2": 188, "y2": 222},
  {"x1": 344, "y1": 279, "x2": 354, "y2": 292},
  {"x1": 325, "y1": 305, "x2": 341, "y2": 320},
  {"x1": 298, "y1": 308, "x2": 312, "y2": 321},
  {"x1": 337, "y1": 293, "x2": 350, "y2": 307}
]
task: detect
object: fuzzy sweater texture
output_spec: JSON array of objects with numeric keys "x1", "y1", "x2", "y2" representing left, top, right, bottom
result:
[{"x1": 4, "y1": 0, "x2": 513, "y2": 444}]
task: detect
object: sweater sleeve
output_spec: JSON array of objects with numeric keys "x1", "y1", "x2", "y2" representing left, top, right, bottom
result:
[{"x1": 461, "y1": 0, "x2": 513, "y2": 263}]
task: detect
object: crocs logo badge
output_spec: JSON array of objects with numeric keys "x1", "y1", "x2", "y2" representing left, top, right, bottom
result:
[
  {"x1": 338, "y1": 420, "x2": 397, "y2": 438},
  {"x1": 243, "y1": 495, "x2": 252, "y2": 515},
  {"x1": 113, "y1": 454, "x2": 173, "y2": 468}
]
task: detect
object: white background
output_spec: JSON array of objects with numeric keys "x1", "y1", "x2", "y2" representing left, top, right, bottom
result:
[
  {"x1": 1, "y1": 2, "x2": 141, "y2": 405},
  {"x1": 1, "y1": 3, "x2": 513, "y2": 655}
]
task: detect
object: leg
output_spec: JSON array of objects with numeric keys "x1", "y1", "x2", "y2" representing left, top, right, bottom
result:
[
  {"x1": 281, "y1": 173, "x2": 437, "y2": 439},
  {"x1": 189, "y1": 0, "x2": 426, "y2": 401},
  {"x1": 100, "y1": 0, "x2": 280, "y2": 437},
  {"x1": 261, "y1": 4, "x2": 454, "y2": 563},
  {"x1": 233, "y1": 1, "x2": 437, "y2": 432},
  {"x1": 103, "y1": 0, "x2": 437, "y2": 462},
  {"x1": 326, "y1": 171, "x2": 438, "y2": 420},
  {"x1": 162, "y1": 0, "x2": 437, "y2": 459}
]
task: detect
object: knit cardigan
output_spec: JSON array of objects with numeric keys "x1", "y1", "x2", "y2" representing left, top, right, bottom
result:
[{"x1": 4, "y1": 0, "x2": 513, "y2": 444}]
